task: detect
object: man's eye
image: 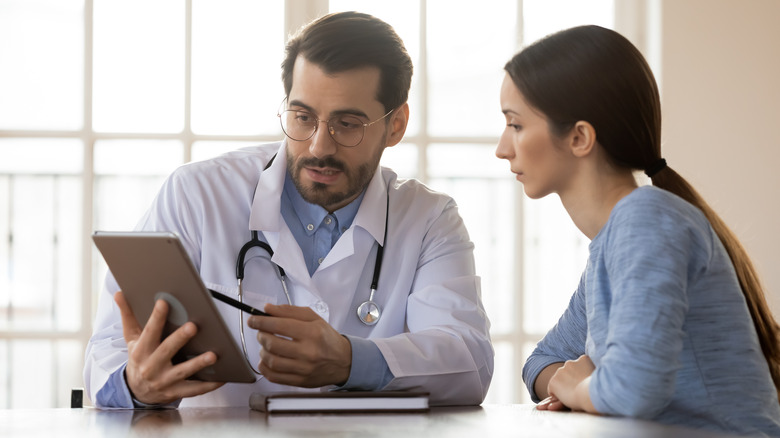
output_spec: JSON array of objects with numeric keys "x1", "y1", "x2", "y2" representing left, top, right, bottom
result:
[
  {"x1": 295, "y1": 112, "x2": 314, "y2": 124},
  {"x1": 336, "y1": 116, "x2": 363, "y2": 130}
]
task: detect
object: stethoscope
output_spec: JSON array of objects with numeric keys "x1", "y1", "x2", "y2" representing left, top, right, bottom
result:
[{"x1": 234, "y1": 155, "x2": 389, "y2": 373}]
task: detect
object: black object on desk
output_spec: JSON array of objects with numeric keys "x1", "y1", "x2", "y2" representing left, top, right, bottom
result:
[{"x1": 70, "y1": 388, "x2": 83, "y2": 408}]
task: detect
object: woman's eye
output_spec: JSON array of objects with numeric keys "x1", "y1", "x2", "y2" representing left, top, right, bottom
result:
[{"x1": 507, "y1": 123, "x2": 522, "y2": 131}]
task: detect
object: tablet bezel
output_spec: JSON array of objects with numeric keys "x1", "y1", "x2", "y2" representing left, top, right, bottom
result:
[{"x1": 92, "y1": 231, "x2": 256, "y2": 383}]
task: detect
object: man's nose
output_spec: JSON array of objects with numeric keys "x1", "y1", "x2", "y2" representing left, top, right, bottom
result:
[{"x1": 309, "y1": 120, "x2": 338, "y2": 158}]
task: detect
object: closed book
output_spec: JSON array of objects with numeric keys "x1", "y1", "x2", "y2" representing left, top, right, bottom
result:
[{"x1": 249, "y1": 391, "x2": 430, "y2": 413}]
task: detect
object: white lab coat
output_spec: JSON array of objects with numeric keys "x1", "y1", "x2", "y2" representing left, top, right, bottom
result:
[{"x1": 84, "y1": 141, "x2": 494, "y2": 407}]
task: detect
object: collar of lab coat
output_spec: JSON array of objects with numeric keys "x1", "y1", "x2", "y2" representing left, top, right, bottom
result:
[{"x1": 248, "y1": 141, "x2": 389, "y2": 248}]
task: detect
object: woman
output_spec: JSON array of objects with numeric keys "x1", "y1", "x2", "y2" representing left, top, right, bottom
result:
[{"x1": 496, "y1": 25, "x2": 780, "y2": 436}]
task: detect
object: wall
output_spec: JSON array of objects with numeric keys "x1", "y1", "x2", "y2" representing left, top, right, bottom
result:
[{"x1": 659, "y1": 0, "x2": 780, "y2": 314}]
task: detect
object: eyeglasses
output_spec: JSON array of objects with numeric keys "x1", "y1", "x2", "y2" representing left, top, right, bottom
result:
[{"x1": 278, "y1": 101, "x2": 395, "y2": 148}]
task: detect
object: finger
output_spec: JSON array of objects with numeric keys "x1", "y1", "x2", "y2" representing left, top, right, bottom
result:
[
  {"x1": 115, "y1": 291, "x2": 142, "y2": 341},
  {"x1": 536, "y1": 396, "x2": 553, "y2": 410},
  {"x1": 258, "y1": 346, "x2": 311, "y2": 375},
  {"x1": 148, "y1": 321, "x2": 199, "y2": 365},
  {"x1": 548, "y1": 400, "x2": 568, "y2": 411},
  {"x1": 169, "y1": 381, "x2": 226, "y2": 401},
  {"x1": 136, "y1": 299, "x2": 170, "y2": 352},
  {"x1": 162, "y1": 351, "x2": 219, "y2": 383},
  {"x1": 248, "y1": 313, "x2": 309, "y2": 340},
  {"x1": 263, "y1": 304, "x2": 320, "y2": 321},
  {"x1": 131, "y1": 350, "x2": 220, "y2": 405},
  {"x1": 256, "y1": 331, "x2": 300, "y2": 360},
  {"x1": 247, "y1": 303, "x2": 320, "y2": 333},
  {"x1": 257, "y1": 359, "x2": 309, "y2": 387}
]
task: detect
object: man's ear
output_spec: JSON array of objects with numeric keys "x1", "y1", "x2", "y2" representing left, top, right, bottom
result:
[
  {"x1": 385, "y1": 103, "x2": 409, "y2": 148},
  {"x1": 568, "y1": 120, "x2": 596, "y2": 158}
]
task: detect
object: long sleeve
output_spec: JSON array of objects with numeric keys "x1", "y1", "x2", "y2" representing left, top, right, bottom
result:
[
  {"x1": 338, "y1": 336, "x2": 393, "y2": 390},
  {"x1": 587, "y1": 195, "x2": 696, "y2": 418},
  {"x1": 522, "y1": 275, "x2": 588, "y2": 402}
]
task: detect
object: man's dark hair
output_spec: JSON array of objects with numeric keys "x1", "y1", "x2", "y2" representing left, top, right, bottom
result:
[{"x1": 282, "y1": 11, "x2": 413, "y2": 112}]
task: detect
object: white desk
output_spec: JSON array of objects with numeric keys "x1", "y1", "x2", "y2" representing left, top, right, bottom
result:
[{"x1": 0, "y1": 404, "x2": 741, "y2": 437}]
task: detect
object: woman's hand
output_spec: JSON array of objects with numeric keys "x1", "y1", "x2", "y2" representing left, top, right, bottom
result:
[
  {"x1": 546, "y1": 355, "x2": 598, "y2": 413},
  {"x1": 536, "y1": 394, "x2": 567, "y2": 411}
]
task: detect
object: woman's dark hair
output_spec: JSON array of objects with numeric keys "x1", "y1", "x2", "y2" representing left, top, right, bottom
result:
[
  {"x1": 505, "y1": 25, "x2": 780, "y2": 400},
  {"x1": 281, "y1": 11, "x2": 413, "y2": 113}
]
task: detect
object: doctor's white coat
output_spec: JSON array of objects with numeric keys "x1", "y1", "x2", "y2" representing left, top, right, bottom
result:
[{"x1": 84, "y1": 141, "x2": 494, "y2": 407}]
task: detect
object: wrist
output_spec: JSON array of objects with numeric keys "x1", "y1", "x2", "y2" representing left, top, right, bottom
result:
[
  {"x1": 575, "y1": 376, "x2": 597, "y2": 413},
  {"x1": 336, "y1": 334, "x2": 353, "y2": 385}
]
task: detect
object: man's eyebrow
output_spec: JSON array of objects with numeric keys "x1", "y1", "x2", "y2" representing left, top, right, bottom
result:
[{"x1": 287, "y1": 99, "x2": 369, "y2": 119}]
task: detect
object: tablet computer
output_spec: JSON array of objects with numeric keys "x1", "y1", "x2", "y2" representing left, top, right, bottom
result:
[{"x1": 92, "y1": 231, "x2": 256, "y2": 383}]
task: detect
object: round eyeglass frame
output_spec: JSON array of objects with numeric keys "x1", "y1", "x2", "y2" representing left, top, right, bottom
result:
[{"x1": 277, "y1": 99, "x2": 396, "y2": 147}]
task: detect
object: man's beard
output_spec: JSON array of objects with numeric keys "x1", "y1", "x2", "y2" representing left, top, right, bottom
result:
[{"x1": 287, "y1": 149, "x2": 382, "y2": 211}]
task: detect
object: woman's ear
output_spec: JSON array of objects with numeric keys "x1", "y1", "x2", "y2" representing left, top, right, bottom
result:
[
  {"x1": 568, "y1": 121, "x2": 596, "y2": 158},
  {"x1": 385, "y1": 103, "x2": 409, "y2": 148}
]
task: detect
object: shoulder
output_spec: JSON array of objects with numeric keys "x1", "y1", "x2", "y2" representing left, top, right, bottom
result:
[
  {"x1": 382, "y1": 167, "x2": 456, "y2": 213},
  {"x1": 608, "y1": 186, "x2": 710, "y2": 233},
  {"x1": 166, "y1": 143, "x2": 279, "y2": 190},
  {"x1": 598, "y1": 186, "x2": 716, "y2": 261},
  {"x1": 379, "y1": 167, "x2": 474, "y2": 261},
  {"x1": 177, "y1": 143, "x2": 278, "y2": 179}
]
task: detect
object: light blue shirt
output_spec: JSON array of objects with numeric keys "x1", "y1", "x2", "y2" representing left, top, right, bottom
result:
[
  {"x1": 281, "y1": 172, "x2": 363, "y2": 277},
  {"x1": 523, "y1": 186, "x2": 780, "y2": 437}
]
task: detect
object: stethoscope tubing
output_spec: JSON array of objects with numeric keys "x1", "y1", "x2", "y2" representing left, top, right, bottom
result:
[{"x1": 230, "y1": 154, "x2": 389, "y2": 374}]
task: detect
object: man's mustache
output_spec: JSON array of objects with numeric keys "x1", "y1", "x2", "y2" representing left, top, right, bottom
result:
[{"x1": 296, "y1": 156, "x2": 347, "y2": 172}]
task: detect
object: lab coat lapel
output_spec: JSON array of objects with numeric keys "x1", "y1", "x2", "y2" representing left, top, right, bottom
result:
[
  {"x1": 247, "y1": 142, "x2": 312, "y2": 286},
  {"x1": 355, "y1": 166, "x2": 390, "y2": 247}
]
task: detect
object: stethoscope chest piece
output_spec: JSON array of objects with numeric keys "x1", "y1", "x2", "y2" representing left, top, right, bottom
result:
[{"x1": 357, "y1": 299, "x2": 381, "y2": 326}]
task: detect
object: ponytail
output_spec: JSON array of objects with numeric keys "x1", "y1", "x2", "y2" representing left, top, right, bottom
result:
[{"x1": 651, "y1": 166, "x2": 780, "y2": 401}]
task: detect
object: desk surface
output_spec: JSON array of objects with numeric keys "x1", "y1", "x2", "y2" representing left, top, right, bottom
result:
[{"x1": 0, "y1": 404, "x2": 740, "y2": 437}]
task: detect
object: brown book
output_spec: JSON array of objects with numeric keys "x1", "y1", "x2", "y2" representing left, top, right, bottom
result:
[{"x1": 249, "y1": 391, "x2": 430, "y2": 414}]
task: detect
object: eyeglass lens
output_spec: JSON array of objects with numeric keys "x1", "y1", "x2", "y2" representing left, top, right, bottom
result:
[{"x1": 279, "y1": 110, "x2": 366, "y2": 147}]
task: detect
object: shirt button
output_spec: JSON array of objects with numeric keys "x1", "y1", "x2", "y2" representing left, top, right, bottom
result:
[
  {"x1": 307, "y1": 224, "x2": 314, "y2": 231},
  {"x1": 318, "y1": 257, "x2": 324, "y2": 264},
  {"x1": 314, "y1": 301, "x2": 328, "y2": 314},
  {"x1": 324, "y1": 217, "x2": 332, "y2": 225}
]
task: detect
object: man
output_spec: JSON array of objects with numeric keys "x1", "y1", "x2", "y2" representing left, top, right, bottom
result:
[{"x1": 84, "y1": 11, "x2": 493, "y2": 408}]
